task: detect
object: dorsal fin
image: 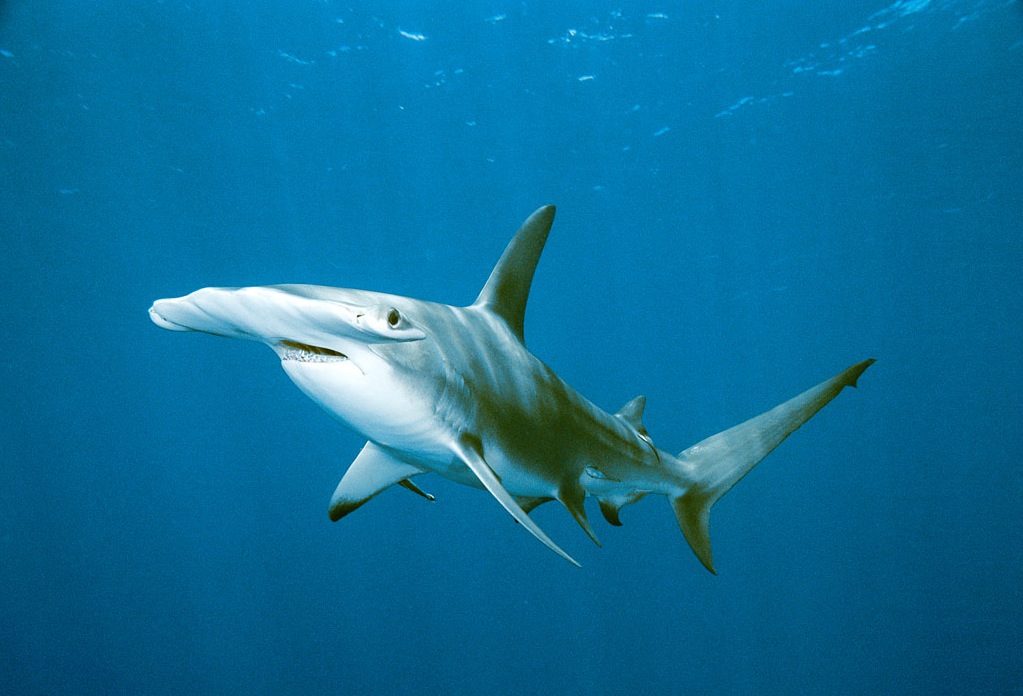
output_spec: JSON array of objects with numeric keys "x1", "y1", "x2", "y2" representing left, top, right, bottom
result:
[
  {"x1": 473, "y1": 205, "x2": 556, "y2": 343},
  {"x1": 613, "y1": 397, "x2": 654, "y2": 446},
  {"x1": 616, "y1": 395, "x2": 651, "y2": 438}
]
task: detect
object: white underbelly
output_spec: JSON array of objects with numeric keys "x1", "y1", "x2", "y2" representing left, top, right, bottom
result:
[{"x1": 280, "y1": 359, "x2": 449, "y2": 458}]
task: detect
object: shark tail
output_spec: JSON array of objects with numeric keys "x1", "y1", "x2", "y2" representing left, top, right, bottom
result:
[{"x1": 671, "y1": 359, "x2": 875, "y2": 574}]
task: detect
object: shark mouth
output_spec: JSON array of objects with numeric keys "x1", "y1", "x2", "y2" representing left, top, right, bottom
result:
[{"x1": 277, "y1": 340, "x2": 349, "y2": 363}]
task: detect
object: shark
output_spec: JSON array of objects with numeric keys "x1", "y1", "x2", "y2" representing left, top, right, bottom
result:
[{"x1": 149, "y1": 205, "x2": 874, "y2": 573}]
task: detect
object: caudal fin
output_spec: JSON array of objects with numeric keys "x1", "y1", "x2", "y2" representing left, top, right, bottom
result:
[{"x1": 672, "y1": 359, "x2": 875, "y2": 574}]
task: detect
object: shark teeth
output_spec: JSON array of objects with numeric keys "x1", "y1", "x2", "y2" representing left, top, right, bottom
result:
[{"x1": 276, "y1": 340, "x2": 349, "y2": 363}]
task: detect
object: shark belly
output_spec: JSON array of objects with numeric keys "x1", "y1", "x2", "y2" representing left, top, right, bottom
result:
[{"x1": 280, "y1": 359, "x2": 452, "y2": 462}]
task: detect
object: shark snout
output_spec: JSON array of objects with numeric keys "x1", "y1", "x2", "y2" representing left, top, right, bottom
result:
[
  {"x1": 149, "y1": 299, "x2": 194, "y2": 332},
  {"x1": 148, "y1": 287, "x2": 263, "y2": 339}
]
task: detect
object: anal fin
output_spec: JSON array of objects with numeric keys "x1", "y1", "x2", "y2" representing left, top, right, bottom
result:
[
  {"x1": 597, "y1": 491, "x2": 647, "y2": 527},
  {"x1": 599, "y1": 499, "x2": 624, "y2": 526},
  {"x1": 452, "y1": 434, "x2": 581, "y2": 567},
  {"x1": 329, "y1": 442, "x2": 427, "y2": 521}
]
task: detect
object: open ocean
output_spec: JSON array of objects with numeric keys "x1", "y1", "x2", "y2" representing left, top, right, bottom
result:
[{"x1": 2, "y1": 1, "x2": 1021, "y2": 693}]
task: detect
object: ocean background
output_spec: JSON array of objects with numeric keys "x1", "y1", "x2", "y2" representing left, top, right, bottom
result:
[{"x1": 2, "y1": 1, "x2": 1021, "y2": 693}]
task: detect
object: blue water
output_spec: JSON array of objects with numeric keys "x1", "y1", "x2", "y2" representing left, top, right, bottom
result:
[{"x1": 2, "y1": 1, "x2": 1021, "y2": 693}]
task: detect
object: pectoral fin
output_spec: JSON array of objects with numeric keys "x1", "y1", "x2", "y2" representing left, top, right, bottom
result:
[
  {"x1": 329, "y1": 442, "x2": 428, "y2": 521},
  {"x1": 452, "y1": 435, "x2": 580, "y2": 567}
]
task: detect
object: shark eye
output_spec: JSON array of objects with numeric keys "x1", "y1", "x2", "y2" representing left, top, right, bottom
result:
[{"x1": 387, "y1": 308, "x2": 401, "y2": 327}]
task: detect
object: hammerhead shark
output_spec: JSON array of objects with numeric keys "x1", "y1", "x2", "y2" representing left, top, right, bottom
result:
[{"x1": 150, "y1": 205, "x2": 873, "y2": 572}]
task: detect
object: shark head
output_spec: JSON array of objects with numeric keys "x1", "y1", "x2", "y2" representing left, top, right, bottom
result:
[
  {"x1": 149, "y1": 284, "x2": 441, "y2": 446},
  {"x1": 149, "y1": 285, "x2": 426, "y2": 343}
]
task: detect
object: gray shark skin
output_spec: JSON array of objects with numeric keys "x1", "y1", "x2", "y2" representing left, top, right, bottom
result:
[{"x1": 150, "y1": 206, "x2": 874, "y2": 572}]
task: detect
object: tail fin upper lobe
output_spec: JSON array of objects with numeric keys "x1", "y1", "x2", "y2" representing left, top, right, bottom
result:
[{"x1": 672, "y1": 359, "x2": 875, "y2": 574}]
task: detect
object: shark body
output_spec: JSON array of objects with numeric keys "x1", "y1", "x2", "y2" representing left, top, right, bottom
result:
[{"x1": 150, "y1": 206, "x2": 873, "y2": 572}]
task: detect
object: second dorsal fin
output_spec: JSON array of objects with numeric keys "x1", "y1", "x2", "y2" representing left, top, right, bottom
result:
[
  {"x1": 472, "y1": 205, "x2": 556, "y2": 344},
  {"x1": 616, "y1": 395, "x2": 648, "y2": 435}
]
